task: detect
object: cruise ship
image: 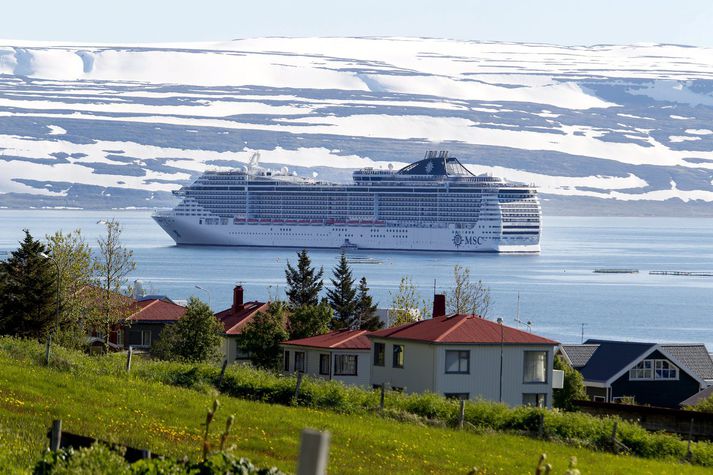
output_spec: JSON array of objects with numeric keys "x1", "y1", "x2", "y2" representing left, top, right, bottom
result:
[{"x1": 153, "y1": 151, "x2": 541, "y2": 253}]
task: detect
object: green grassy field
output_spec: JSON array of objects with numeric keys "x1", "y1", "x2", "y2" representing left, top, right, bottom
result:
[{"x1": 0, "y1": 348, "x2": 710, "y2": 474}]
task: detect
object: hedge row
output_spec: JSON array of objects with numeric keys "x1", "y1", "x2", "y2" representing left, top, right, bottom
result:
[{"x1": 3, "y1": 337, "x2": 713, "y2": 466}]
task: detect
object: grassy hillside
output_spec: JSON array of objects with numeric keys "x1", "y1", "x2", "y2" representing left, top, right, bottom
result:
[{"x1": 0, "y1": 341, "x2": 709, "y2": 474}]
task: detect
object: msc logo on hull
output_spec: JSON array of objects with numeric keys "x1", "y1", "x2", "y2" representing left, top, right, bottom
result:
[{"x1": 452, "y1": 231, "x2": 483, "y2": 248}]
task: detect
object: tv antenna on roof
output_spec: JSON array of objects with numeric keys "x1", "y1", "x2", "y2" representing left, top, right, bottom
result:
[{"x1": 513, "y1": 292, "x2": 532, "y2": 332}]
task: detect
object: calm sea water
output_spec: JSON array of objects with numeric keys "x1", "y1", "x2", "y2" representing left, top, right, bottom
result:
[{"x1": 1, "y1": 210, "x2": 712, "y2": 348}]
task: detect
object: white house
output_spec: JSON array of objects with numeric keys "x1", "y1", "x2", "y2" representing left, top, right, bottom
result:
[
  {"x1": 368, "y1": 314, "x2": 559, "y2": 407},
  {"x1": 281, "y1": 330, "x2": 372, "y2": 387}
]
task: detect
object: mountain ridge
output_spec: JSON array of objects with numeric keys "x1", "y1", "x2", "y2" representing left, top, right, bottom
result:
[{"x1": 1, "y1": 37, "x2": 712, "y2": 215}]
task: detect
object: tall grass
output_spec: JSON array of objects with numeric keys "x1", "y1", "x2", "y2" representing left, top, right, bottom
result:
[{"x1": 3, "y1": 336, "x2": 713, "y2": 466}]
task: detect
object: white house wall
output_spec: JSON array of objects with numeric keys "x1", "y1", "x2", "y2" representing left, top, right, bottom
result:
[
  {"x1": 369, "y1": 339, "x2": 436, "y2": 393},
  {"x1": 282, "y1": 345, "x2": 371, "y2": 388},
  {"x1": 434, "y1": 344, "x2": 554, "y2": 407},
  {"x1": 369, "y1": 338, "x2": 554, "y2": 407}
]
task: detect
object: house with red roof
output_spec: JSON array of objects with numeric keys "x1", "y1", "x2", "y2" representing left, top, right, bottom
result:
[
  {"x1": 88, "y1": 294, "x2": 187, "y2": 351},
  {"x1": 214, "y1": 285, "x2": 269, "y2": 364},
  {"x1": 281, "y1": 329, "x2": 372, "y2": 386},
  {"x1": 368, "y1": 306, "x2": 559, "y2": 407}
]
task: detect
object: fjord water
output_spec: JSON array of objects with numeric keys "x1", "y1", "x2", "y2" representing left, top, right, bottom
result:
[{"x1": 1, "y1": 210, "x2": 712, "y2": 347}]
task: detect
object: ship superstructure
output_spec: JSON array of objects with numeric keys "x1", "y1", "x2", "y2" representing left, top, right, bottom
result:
[{"x1": 153, "y1": 151, "x2": 541, "y2": 252}]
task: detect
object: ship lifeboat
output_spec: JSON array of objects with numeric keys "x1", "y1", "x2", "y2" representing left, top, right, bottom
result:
[
  {"x1": 247, "y1": 218, "x2": 258, "y2": 225},
  {"x1": 260, "y1": 218, "x2": 271, "y2": 224},
  {"x1": 299, "y1": 219, "x2": 310, "y2": 224},
  {"x1": 310, "y1": 219, "x2": 322, "y2": 225},
  {"x1": 325, "y1": 218, "x2": 335, "y2": 225},
  {"x1": 347, "y1": 220, "x2": 359, "y2": 225},
  {"x1": 374, "y1": 220, "x2": 385, "y2": 226}
]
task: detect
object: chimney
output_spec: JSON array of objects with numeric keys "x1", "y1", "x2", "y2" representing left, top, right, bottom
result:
[
  {"x1": 432, "y1": 294, "x2": 446, "y2": 318},
  {"x1": 233, "y1": 285, "x2": 244, "y2": 311}
]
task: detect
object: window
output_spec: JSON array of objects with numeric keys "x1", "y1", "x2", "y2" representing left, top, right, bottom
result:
[
  {"x1": 523, "y1": 393, "x2": 547, "y2": 407},
  {"x1": 283, "y1": 351, "x2": 290, "y2": 371},
  {"x1": 629, "y1": 359, "x2": 678, "y2": 380},
  {"x1": 629, "y1": 359, "x2": 653, "y2": 380},
  {"x1": 116, "y1": 329, "x2": 124, "y2": 347},
  {"x1": 445, "y1": 393, "x2": 470, "y2": 400},
  {"x1": 129, "y1": 330, "x2": 152, "y2": 348},
  {"x1": 294, "y1": 351, "x2": 305, "y2": 372},
  {"x1": 655, "y1": 360, "x2": 678, "y2": 380},
  {"x1": 235, "y1": 340, "x2": 250, "y2": 360},
  {"x1": 523, "y1": 351, "x2": 547, "y2": 383},
  {"x1": 445, "y1": 350, "x2": 470, "y2": 374},
  {"x1": 319, "y1": 354, "x2": 331, "y2": 375},
  {"x1": 334, "y1": 355, "x2": 358, "y2": 376},
  {"x1": 392, "y1": 344, "x2": 404, "y2": 368},
  {"x1": 373, "y1": 342, "x2": 385, "y2": 366}
]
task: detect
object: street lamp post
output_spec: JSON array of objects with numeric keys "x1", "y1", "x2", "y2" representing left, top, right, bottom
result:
[
  {"x1": 40, "y1": 252, "x2": 61, "y2": 364},
  {"x1": 497, "y1": 317, "x2": 504, "y2": 403},
  {"x1": 194, "y1": 285, "x2": 211, "y2": 309}
]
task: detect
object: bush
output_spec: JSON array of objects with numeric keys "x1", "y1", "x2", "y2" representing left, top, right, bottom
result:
[
  {"x1": 34, "y1": 444, "x2": 285, "y2": 475},
  {"x1": 5, "y1": 336, "x2": 713, "y2": 467}
]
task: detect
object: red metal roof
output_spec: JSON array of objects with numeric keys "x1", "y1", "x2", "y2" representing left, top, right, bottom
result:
[
  {"x1": 128, "y1": 299, "x2": 186, "y2": 322},
  {"x1": 215, "y1": 301, "x2": 270, "y2": 335},
  {"x1": 368, "y1": 314, "x2": 558, "y2": 345},
  {"x1": 283, "y1": 329, "x2": 372, "y2": 350}
]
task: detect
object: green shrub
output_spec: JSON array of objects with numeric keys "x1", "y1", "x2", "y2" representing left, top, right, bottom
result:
[
  {"x1": 33, "y1": 444, "x2": 285, "y2": 475},
  {"x1": 5, "y1": 336, "x2": 713, "y2": 467}
]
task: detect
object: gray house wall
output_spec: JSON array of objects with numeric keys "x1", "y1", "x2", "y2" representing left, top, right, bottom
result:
[{"x1": 369, "y1": 337, "x2": 555, "y2": 407}]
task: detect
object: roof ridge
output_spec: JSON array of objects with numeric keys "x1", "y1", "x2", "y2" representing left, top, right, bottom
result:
[
  {"x1": 329, "y1": 330, "x2": 366, "y2": 348},
  {"x1": 434, "y1": 315, "x2": 468, "y2": 343}
]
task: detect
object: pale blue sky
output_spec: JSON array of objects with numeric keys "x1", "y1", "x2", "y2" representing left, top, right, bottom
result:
[{"x1": 4, "y1": 0, "x2": 713, "y2": 46}]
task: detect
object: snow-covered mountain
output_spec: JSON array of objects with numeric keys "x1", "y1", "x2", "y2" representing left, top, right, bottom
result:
[{"x1": 1, "y1": 37, "x2": 713, "y2": 215}]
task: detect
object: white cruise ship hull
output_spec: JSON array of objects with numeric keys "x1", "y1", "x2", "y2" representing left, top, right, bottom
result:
[{"x1": 153, "y1": 215, "x2": 540, "y2": 253}]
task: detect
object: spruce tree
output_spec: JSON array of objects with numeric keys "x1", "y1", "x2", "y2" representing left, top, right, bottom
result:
[
  {"x1": 326, "y1": 253, "x2": 358, "y2": 329},
  {"x1": 0, "y1": 230, "x2": 55, "y2": 338},
  {"x1": 284, "y1": 249, "x2": 324, "y2": 308},
  {"x1": 355, "y1": 277, "x2": 382, "y2": 330}
]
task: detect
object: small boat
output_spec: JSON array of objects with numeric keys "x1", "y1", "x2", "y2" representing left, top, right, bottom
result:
[{"x1": 340, "y1": 239, "x2": 358, "y2": 252}]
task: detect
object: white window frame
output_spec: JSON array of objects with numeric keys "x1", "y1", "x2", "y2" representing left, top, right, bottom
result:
[
  {"x1": 523, "y1": 351, "x2": 548, "y2": 384},
  {"x1": 334, "y1": 354, "x2": 358, "y2": 376},
  {"x1": 445, "y1": 350, "x2": 470, "y2": 374},
  {"x1": 629, "y1": 359, "x2": 678, "y2": 381}
]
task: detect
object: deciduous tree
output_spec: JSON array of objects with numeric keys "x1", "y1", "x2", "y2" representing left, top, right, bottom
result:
[
  {"x1": 152, "y1": 297, "x2": 223, "y2": 363},
  {"x1": 285, "y1": 249, "x2": 323, "y2": 308},
  {"x1": 92, "y1": 219, "x2": 136, "y2": 350},
  {"x1": 238, "y1": 301, "x2": 289, "y2": 370},
  {"x1": 553, "y1": 354, "x2": 588, "y2": 411},
  {"x1": 288, "y1": 302, "x2": 332, "y2": 340},
  {"x1": 388, "y1": 276, "x2": 426, "y2": 327},
  {"x1": 44, "y1": 229, "x2": 93, "y2": 349},
  {"x1": 446, "y1": 264, "x2": 492, "y2": 317}
]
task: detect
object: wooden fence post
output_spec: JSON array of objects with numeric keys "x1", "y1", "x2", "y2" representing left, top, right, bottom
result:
[
  {"x1": 45, "y1": 334, "x2": 52, "y2": 366},
  {"x1": 379, "y1": 383, "x2": 386, "y2": 411},
  {"x1": 125, "y1": 346, "x2": 133, "y2": 373},
  {"x1": 294, "y1": 372, "x2": 304, "y2": 402},
  {"x1": 458, "y1": 399, "x2": 465, "y2": 429},
  {"x1": 297, "y1": 429, "x2": 330, "y2": 475},
  {"x1": 217, "y1": 359, "x2": 228, "y2": 389},
  {"x1": 50, "y1": 419, "x2": 62, "y2": 452},
  {"x1": 687, "y1": 417, "x2": 695, "y2": 459},
  {"x1": 610, "y1": 421, "x2": 619, "y2": 454}
]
